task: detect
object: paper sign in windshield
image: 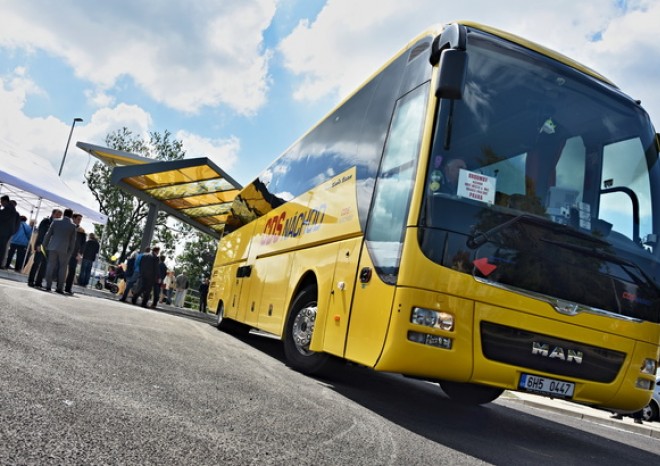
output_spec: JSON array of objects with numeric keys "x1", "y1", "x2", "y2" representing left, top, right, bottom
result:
[{"x1": 457, "y1": 169, "x2": 496, "y2": 204}]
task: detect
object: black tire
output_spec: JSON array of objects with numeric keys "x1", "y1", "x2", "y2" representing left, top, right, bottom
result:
[
  {"x1": 440, "y1": 381, "x2": 504, "y2": 405},
  {"x1": 215, "y1": 301, "x2": 250, "y2": 335},
  {"x1": 110, "y1": 284, "x2": 119, "y2": 294},
  {"x1": 642, "y1": 400, "x2": 659, "y2": 422},
  {"x1": 283, "y1": 285, "x2": 329, "y2": 375},
  {"x1": 94, "y1": 281, "x2": 102, "y2": 290},
  {"x1": 216, "y1": 301, "x2": 228, "y2": 330}
]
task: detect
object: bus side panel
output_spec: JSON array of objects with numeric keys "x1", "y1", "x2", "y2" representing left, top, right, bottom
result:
[
  {"x1": 209, "y1": 223, "x2": 255, "y2": 318},
  {"x1": 210, "y1": 262, "x2": 242, "y2": 319},
  {"x1": 289, "y1": 242, "x2": 341, "y2": 351},
  {"x1": 321, "y1": 237, "x2": 362, "y2": 357},
  {"x1": 344, "y1": 249, "x2": 396, "y2": 367},
  {"x1": 255, "y1": 253, "x2": 293, "y2": 336}
]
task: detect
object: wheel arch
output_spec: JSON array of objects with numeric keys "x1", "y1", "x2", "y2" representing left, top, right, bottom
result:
[{"x1": 284, "y1": 271, "x2": 318, "y2": 330}]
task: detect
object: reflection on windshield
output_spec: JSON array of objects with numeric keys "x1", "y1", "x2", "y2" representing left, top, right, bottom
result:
[{"x1": 421, "y1": 29, "x2": 660, "y2": 323}]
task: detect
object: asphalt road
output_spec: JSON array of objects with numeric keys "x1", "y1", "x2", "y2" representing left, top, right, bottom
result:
[{"x1": 1, "y1": 279, "x2": 659, "y2": 465}]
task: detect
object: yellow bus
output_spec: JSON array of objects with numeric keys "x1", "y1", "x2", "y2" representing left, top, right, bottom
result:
[{"x1": 208, "y1": 21, "x2": 660, "y2": 410}]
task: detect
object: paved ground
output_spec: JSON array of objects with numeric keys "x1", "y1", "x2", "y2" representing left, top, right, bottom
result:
[{"x1": 2, "y1": 267, "x2": 659, "y2": 439}]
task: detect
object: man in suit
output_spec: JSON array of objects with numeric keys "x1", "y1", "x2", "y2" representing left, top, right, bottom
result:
[
  {"x1": 64, "y1": 213, "x2": 86, "y2": 295},
  {"x1": 131, "y1": 246, "x2": 160, "y2": 308},
  {"x1": 0, "y1": 195, "x2": 20, "y2": 269},
  {"x1": 42, "y1": 208, "x2": 77, "y2": 294},
  {"x1": 28, "y1": 209, "x2": 62, "y2": 288}
]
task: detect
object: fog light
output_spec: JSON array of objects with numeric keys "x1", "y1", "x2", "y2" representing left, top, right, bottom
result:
[
  {"x1": 407, "y1": 331, "x2": 452, "y2": 349},
  {"x1": 411, "y1": 307, "x2": 454, "y2": 331},
  {"x1": 640, "y1": 358, "x2": 657, "y2": 375},
  {"x1": 635, "y1": 378, "x2": 653, "y2": 390}
]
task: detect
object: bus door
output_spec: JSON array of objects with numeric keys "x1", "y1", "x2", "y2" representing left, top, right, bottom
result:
[
  {"x1": 345, "y1": 82, "x2": 429, "y2": 366},
  {"x1": 321, "y1": 237, "x2": 362, "y2": 356},
  {"x1": 233, "y1": 260, "x2": 256, "y2": 326},
  {"x1": 344, "y1": 247, "x2": 397, "y2": 366}
]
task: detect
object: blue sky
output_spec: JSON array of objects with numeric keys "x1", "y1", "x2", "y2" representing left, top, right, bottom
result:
[{"x1": 1, "y1": 0, "x2": 660, "y2": 217}]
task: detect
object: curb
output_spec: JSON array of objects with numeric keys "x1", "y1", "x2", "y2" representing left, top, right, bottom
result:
[{"x1": 504, "y1": 393, "x2": 660, "y2": 439}]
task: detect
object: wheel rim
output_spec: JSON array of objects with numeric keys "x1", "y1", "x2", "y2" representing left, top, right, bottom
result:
[
  {"x1": 642, "y1": 404, "x2": 653, "y2": 421},
  {"x1": 216, "y1": 304, "x2": 224, "y2": 326},
  {"x1": 291, "y1": 304, "x2": 317, "y2": 356}
]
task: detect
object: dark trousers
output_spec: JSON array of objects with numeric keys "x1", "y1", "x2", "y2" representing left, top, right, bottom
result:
[
  {"x1": 120, "y1": 272, "x2": 139, "y2": 301},
  {"x1": 132, "y1": 278, "x2": 155, "y2": 306},
  {"x1": 199, "y1": 295, "x2": 208, "y2": 313},
  {"x1": 65, "y1": 256, "x2": 78, "y2": 292},
  {"x1": 152, "y1": 282, "x2": 162, "y2": 306},
  {"x1": 0, "y1": 232, "x2": 12, "y2": 267},
  {"x1": 28, "y1": 249, "x2": 47, "y2": 286},
  {"x1": 5, "y1": 243, "x2": 27, "y2": 271}
]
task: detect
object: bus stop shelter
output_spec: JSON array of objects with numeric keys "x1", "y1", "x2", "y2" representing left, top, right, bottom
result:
[{"x1": 76, "y1": 142, "x2": 242, "y2": 249}]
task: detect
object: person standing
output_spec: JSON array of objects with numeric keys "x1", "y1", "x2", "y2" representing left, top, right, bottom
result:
[
  {"x1": 174, "y1": 271, "x2": 189, "y2": 308},
  {"x1": 162, "y1": 270, "x2": 175, "y2": 304},
  {"x1": 152, "y1": 254, "x2": 167, "y2": 309},
  {"x1": 131, "y1": 246, "x2": 160, "y2": 308},
  {"x1": 0, "y1": 195, "x2": 19, "y2": 269},
  {"x1": 28, "y1": 209, "x2": 62, "y2": 288},
  {"x1": 198, "y1": 277, "x2": 209, "y2": 313},
  {"x1": 64, "y1": 214, "x2": 86, "y2": 295},
  {"x1": 78, "y1": 232, "x2": 100, "y2": 287},
  {"x1": 42, "y1": 208, "x2": 77, "y2": 294},
  {"x1": 4, "y1": 215, "x2": 32, "y2": 271},
  {"x1": 118, "y1": 250, "x2": 141, "y2": 302}
]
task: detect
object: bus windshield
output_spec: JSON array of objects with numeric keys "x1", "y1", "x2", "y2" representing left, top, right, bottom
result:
[{"x1": 422, "y1": 29, "x2": 660, "y2": 322}]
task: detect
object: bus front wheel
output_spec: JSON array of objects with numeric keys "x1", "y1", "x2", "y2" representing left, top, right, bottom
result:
[
  {"x1": 284, "y1": 285, "x2": 329, "y2": 375},
  {"x1": 439, "y1": 381, "x2": 503, "y2": 405}
]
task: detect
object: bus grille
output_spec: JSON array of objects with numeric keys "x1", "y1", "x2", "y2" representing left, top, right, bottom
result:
[{"x1": 480, "y1": 321, "x2": 625, "y2": 383}]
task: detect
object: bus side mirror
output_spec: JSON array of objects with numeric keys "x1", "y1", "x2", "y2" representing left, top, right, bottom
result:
[
  {"x1": 431, "y1": 23, "x2": 468, "y2": 100},
  {"x1": 435, "y1": 49, "x2": 468, "y2": 100}
]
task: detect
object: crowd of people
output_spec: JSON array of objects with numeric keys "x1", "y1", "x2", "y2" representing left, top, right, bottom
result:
[{"x1": 1, "y1": 194, "x2": 209, "y2": 311}]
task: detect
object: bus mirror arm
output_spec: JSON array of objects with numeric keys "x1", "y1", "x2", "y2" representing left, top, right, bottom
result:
[{"x1": 431, "y1": 24, "x2": 468, "y2": 100}]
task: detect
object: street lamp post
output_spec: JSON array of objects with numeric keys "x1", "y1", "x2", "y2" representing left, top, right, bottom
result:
[{"x1": 58, "y1": 117, "x2": 83, "y2": 177}]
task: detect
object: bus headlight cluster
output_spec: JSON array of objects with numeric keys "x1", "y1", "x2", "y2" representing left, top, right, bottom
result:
[
  {"x1": 407, "y1": 331, "x2": 453, "y2": 349},
  {"x1": 640, "y1": 358, "x2": 657, "y2": 375},
  {"x1": 635, "y1": 378, "x2": 653, "y2": 390},
  {"x1": 411, "y1": 307, "x2": 454, "y2": 331}
]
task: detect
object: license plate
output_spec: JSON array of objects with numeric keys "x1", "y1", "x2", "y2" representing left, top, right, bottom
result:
[{"x1": 519, "y1": 373, "x2": 575, "y2": 398}]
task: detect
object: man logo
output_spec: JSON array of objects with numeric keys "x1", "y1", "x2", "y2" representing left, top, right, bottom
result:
[{"x1": 532, "y1": 342, "x2": 583, "y2": 364}]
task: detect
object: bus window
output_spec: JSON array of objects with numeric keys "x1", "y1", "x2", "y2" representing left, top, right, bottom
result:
[
  {"x1": 555, "y1": 136, "x2": 586, "y2": 200},
  {"x1": 366, "y1": 84, "x2": 429, "y2": 281},
  {"x1": 600, "y1": 137, "x2": 652, "y2": 244}
]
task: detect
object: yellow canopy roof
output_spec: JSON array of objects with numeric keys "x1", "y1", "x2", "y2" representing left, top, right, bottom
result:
[{"x1": 78, "y1": 142, "x2": 241, "y2": 239}]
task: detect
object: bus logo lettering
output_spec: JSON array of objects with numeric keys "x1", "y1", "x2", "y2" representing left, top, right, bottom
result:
[
  {"x1": 261, "y1": 204, "x2": 326, "y2": 245},
  {"x1": 532, "y1": 342, "x2": 583, "y2": 364}
]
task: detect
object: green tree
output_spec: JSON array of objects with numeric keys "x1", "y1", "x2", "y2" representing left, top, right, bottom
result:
[
  {"x1": 85, "y1": 128, "x2": 186, "y2": 262},
  {"x1": 175, "y1": 226, "x2": 217, "y2": 290}
]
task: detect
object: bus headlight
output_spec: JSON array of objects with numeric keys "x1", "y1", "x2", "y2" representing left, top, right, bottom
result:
[
  {"x1": 411, "y1": 307, "x2": 454, "y2": 331},
  {"x1": 640, "y1": 358, "x2": 657, "y2": 375}
]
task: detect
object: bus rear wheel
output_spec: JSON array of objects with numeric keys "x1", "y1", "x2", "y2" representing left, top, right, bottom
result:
[
  {"x1": 284, "y1": 285, "x2": 329, "y2": 375},
  {"x1": 439, "y1": 381, "x2": 503, "y2": 405},
  {"x1": 215, "y1": 302, "x2": 250, "y2": 335}
]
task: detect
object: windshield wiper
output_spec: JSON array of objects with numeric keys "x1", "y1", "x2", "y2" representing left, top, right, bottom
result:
[
  {"x1": 540, "y1": 237, "x2": 660, "y2": 294},
  {"x1": 466, "y1": 213, "x2": 610, "y2": 249}
]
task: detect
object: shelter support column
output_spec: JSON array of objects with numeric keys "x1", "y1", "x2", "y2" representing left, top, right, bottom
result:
[{"x1": 140, "y1": 203, "x2": 158, "y2": 251}]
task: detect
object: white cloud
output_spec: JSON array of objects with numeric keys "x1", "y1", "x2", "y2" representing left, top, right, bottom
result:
[
  {"x1": 277, "y1": 0, "x2": 660, "y2": 125},
  {"x1": 0, "y1": 0, "x2": 277, "y2": 115},
  {"x1": 84, "y1": 89, "x2": 116, "y2": 108},
  {"x1": 176, "y1": 130, "x2": 240, "y2": 171}
]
